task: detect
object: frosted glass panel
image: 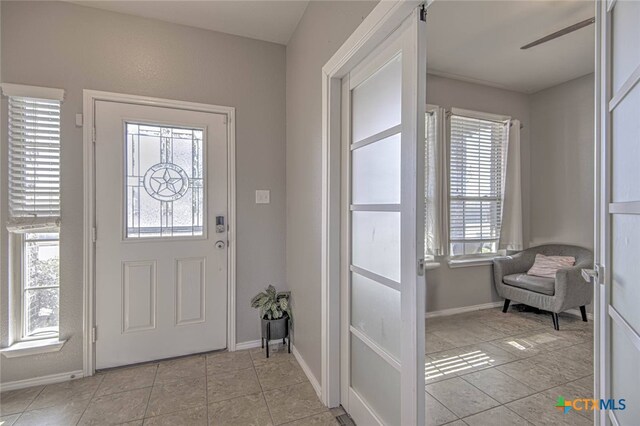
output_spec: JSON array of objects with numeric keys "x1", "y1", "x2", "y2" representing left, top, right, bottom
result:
[
  {"x1": 611, "y1": 324, "x2": 640, "y2": 424},
  {"x1": 352, "y1": 211, "x2": 401, "y2": 282},
  {"x1": 352, "y1": 133, "x2": 401, "y2": 205},
  {"x1": 612, "y1": 0, "x2": 640, "y2": 93},
  {"x1": 125, "y1": 123, "x2": 205, "y2": 238},
  {"x1": 351, "y1": 272, "x2": 401, "y2": 360},
  {"x1": 612, "y1": 215, "x2": 640, "y2": 333},
  {"x1": 351, "y1": 335, "x2": 401, "y2": 426},
  {"x1": 611, "y1": 86, "x2": 640, "y2": 203},
  {"x1": 352, "y1": 54, "x2": 402, "y2": 143}
]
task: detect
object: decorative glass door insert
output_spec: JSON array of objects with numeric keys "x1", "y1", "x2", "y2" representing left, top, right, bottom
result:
[{"x1": 125, "y1": 123, "x2": 205, "y2": 238}]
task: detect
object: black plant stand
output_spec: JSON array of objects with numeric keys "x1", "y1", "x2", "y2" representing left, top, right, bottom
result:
[{"x1": 261, "y1": 318, "x2": 291, "y2": 358}]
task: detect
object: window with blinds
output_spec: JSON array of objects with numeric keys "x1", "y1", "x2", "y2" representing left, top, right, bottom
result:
[
  {"x1": 449, "y1": 113, "x2": 508, "y2": 256},
  {"x1": 3, "y1": 84, "x2": 63, "y2": 341},
  {"x1": 8, "y1": 96, "x2": 61, "y2": 223}
]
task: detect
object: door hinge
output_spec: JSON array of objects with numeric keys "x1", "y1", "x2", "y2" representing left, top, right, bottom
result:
[
  {"x1": 92, "y1": 226, "x2": 97, "y2": 243},
  {"x1": 92, "y1": 127, "x2": 96, "y2": 143},
  {"x1": 91, "y1": 327, "x2": 97, "y2": 343},
  {"x1": 420, "y1": 4, "x2": 427, "y2": 21}
]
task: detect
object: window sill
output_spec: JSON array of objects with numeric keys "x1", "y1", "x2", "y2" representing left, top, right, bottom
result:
[
  {"x1": 1, "y1": 338, "x2": 66, "y2": 358},
  {"x1": 447, "y1": 256, "x2": 497, "y2": 268},
  {"x1": 424, "y1": 261, "x2": 441, "y2": 271}
]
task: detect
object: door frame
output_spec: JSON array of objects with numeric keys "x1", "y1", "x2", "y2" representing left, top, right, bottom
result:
[
  {"x1": 594, "y1": 1, "x2": 605, "y2": 424},
  {"x1": 595, "y1": 0, "x2": 640, "y2": 424},
  {"x1": 320, "y1": 0, "x2": 429, "y2": 413},
  {"x1": 82, "y1": 90, "x2": 236, "y2": 376}
]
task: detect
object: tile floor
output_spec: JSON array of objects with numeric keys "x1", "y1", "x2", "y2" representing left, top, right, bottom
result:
[
  {"x1": 0, "y1": 345, "x2": 342, "y2": 426},
  {"x1": 0, "y1": 306, "x2": 594, "y2": 426},
  {"x1": 425, "y1": 306, "x2": 594, "y2": 426}
]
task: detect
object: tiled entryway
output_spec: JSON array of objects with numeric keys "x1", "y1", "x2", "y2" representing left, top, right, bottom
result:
[
  {"x1": 1, "y1": 307, "x2": 595, "y2": 426},
  {"x1": 0, "y1": 345, "x2": 342, "y2": 425},
  {"x1": 425, "y1": 306, "x2": 594, "y2": 426}
]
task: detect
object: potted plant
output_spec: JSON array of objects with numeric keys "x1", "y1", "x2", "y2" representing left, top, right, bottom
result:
[{"x1": 250, "y1": 285, "x2": 292, "y2": 357}]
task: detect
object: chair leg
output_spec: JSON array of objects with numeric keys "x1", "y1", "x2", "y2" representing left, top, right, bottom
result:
[
  {"x1": 551, "y1": 313, "x2": 560, "y2": 331},
  {"x1": 502, "y1": 299, "x2": 511, "y2": 313},
  {"x1": 580, "y1": 306, "x2": 588, "y2": 322}
]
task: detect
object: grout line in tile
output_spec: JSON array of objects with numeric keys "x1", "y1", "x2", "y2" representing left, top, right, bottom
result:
[
  {"x1": 205, "y1": 353, "x2": 210, "y2": 426},
  {"x1": 457, "y1": 402, "x2": 527, "y2": 424},
  {"x1": 75, "y1": 374, "x2": 106, "y2": 426},
  {"x1": 22, "y1": 383, "x2": 51, "y2": 412},
  {"x1": 142, "y1": 364, "x2": 160, "y2": 419},
  {"x1": 277, "y1": 409, "x2": 332, "y2": 426},
  {"x1": 424, "y1": 382, "x2": 460, "y2": 419},
  {"x1": 253, "y1": 351, "x2": 276, "y2": 426},
  {"x1": 141, "y1": 378, "x2": 207, "y2": 420},
  {"x1": 137, "y1": 387, "x2": 153, "y2": 424},
  {"x1": 457, "y1": 364, "x2": 532, "y2": 391}
]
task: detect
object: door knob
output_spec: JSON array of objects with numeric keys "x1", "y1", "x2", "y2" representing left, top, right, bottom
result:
[{"x1": 215, "y1": 240, "x2": 226, "y2": 249}]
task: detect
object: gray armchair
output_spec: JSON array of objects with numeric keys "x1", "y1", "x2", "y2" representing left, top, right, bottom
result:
[{"x1": 492, "y1": 244, "x2": 593, "y2": 330}]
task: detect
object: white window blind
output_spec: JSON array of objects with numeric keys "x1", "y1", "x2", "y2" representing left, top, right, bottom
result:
[
  {"x1": 449, "y1": 113, "x2": 508, "y2": 256},
  {"x1": 8, "y1": 96, "x2": 61, "y2": 225}
]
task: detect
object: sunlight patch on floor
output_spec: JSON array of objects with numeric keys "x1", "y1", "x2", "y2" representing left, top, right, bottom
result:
[{"x1": 425, "y1": 350, "x2": 494, "y2": 380}]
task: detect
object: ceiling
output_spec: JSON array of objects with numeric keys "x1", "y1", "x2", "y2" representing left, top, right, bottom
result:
[
  {"x1": 72, "y1": 0, "x2": 593, "y2": 93},
  {"x1": 426, "y1": 0, "x2": 595, "y2": 93},
  {"x1": 70, "y1": 0, "x2": 309, "y2": 45}
]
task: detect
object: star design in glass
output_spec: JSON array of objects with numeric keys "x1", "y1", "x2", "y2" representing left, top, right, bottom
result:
[{"x1": 151, "y1": 168, "x2": 183, "y2": 196}]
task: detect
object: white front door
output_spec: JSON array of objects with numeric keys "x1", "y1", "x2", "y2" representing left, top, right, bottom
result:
[
  {"x1": 340, "y1": 8, "x2": 426, "y2": 426},
  {"x1": 95, "y1": 100, "x2": 228, "y2": 369},
  {"x1": 596, "y1": 0, "x2": 640, "y2": 424}
]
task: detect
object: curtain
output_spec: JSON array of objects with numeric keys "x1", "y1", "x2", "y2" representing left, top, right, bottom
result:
[
  {"x1": 499, "y1": 119, "x2": 524, "y2": 251},
  {"x1": 425, "y1": 106, "x2": 449, "y2": 257}
]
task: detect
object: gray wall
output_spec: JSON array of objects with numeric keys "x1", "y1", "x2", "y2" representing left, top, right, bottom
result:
[
  {"x1": 286, "y1": 1, "x2": 377, "y2": 381},
  {"x1": 424, "y1": 74, "x2": 532, "y2": 312},
  {"x1": 529, "y1": 74, "x2": 594, "y2": 250},
  {"x1": 1, "y1": 1, "x2": 286, "y2": 383}
]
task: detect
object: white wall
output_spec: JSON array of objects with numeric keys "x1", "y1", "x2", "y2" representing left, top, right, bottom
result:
[
  {"x1": 1, "y1": 1, "x2": 286, "y2": 383},
  {"x1": 286, "y1": 0, "x2": 378, "y2": 381},
  {"x1": 529, "y1": 74, "x2": 594, "y2": 250}
]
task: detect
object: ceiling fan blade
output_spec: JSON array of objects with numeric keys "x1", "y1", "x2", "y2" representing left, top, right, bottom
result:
[{"x1": 521, "y1": 17, "x2": 595, "y2": 50}]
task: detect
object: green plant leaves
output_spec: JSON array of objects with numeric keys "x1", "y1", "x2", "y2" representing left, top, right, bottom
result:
[{"x1": 250, "y1": 285, "x2": 292, "y2": 323}]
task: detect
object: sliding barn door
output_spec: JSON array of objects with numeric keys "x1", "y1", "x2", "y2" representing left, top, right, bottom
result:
[
  {"x1": 341, "y1": 8, "x2": 426, "y2": 426},
  {"x1": 596, "y1": 0, "x2": 640, "y2": 424}
]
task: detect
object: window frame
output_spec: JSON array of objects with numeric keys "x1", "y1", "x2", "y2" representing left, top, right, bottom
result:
[
  {"x1": 446, "y1": 107, "x2": 510, "y2": 260},
  {"x1": 19, "y1": 231, "x2": 61, "y2": 340},
  {"x1": 122, "y1": 120, "x2": 208, "y2": 241},
  {"x1": 2, "y1": 84, "x2": 65, "y2": 345}
]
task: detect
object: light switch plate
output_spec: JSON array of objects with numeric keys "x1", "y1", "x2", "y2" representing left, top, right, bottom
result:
[{"x1": 255, "y1": 190, "x2": 270, "y2": 204}]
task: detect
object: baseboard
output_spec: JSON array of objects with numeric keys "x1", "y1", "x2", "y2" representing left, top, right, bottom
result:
[
  {"x1": 0, "y1": 369, "x2": 84, "y2": 392},
  {"x1": 565, "y1": 308, "x2": 594, "y2": 321},
  {"x1": 234, "y1": 339, "x2": 262, "y2": 351},
  {"x1": 424, "y1": 302, "x2": 595, "y2": 321},
  {"x1": 425, "y1": 301, "x2": 503, "y2": 319},
  {"x1": 291, "y1": 344, "x2": 321, "y2": 398}
]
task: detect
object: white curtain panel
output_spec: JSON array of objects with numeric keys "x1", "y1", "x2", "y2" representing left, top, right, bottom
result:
[
  {"x1": 499, "y1": 119, "x2": 524, "y2": 251},
  {"x1": 424, "y1": 106, "x2": 448, "y2": 257}
]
